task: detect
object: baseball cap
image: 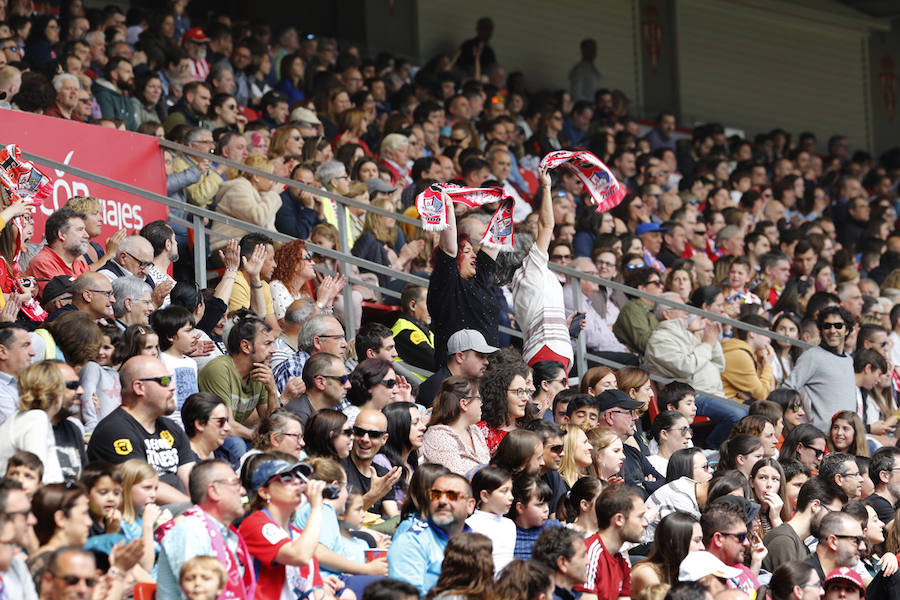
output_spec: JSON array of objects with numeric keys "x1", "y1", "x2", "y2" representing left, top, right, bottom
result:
[
  {"x1": 249, "y1": 459, "x2": 313, "y2": 493},
  {"x1": 710, "y1": 495, "x2": 761, "y2": 527},
  {"x1": 823, "y1": 567, "x2": 864, "y2": 593},
  {"x1": 594, "y1": 389, "x2": 642, "y2": 412},
  {"x1": 182, "y1": 27, "x2": 210, "y2": 44},
  {"x1": 678, "y1": 551, "x2": 742, "y2": 582},
  {"x1": 447, "y1": 329, "x2": 498, "y2": 355},
  {"x1": 635, "y1": 222, "x2": 667, "y2": 235},
  {"x1": 365, "y1": 178, "x2": 396, "y2": 195},
  {"x1": 289, "y1": 106, "x2": 322, "y2": 125},
  {"x1": 42, "y1": 275, "x2": 74, "y2": 304}
]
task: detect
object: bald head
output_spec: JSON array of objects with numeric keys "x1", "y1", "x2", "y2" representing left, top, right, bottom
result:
[
  {"x1": 120, "y1": 355, "x2": 167, "y2": 401},
  {"x1": 72, "y1": 272, "x2": 109, "y2": 299},
  {"x1": 117, "y1": 235, "x2": 154, "y2": 276},
  {"x1": 355, "y1": 408, "x2": 387, "y2": 430}
]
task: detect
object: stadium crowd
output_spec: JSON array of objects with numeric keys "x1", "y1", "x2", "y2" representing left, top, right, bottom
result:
[{"x1": 2, "y1": 2, "x2": 900, "y2": 600}]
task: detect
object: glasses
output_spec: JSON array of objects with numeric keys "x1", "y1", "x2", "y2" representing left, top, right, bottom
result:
[
  {"x1": 64, "y1": 380, "x2": 80, "y2": 390},
  {"x1": 317, "y1": 334, "x2": 346, "y2": 340},
  {"x1": 379, "y1": 378, "x2": 397, "y2": 389},
  {"x1": 271, "y1": 472, "x2": 300, "y2": 485},
  {"x1": 802, "y1": 444, "x2": 825, "y2": 458},
  {"x1": 596, "y1": 260, "x2": 617, "y2": 269},
  {"x1": 124, "y1": 251, "x2": 153, "y2": 269},
  {"x1": 209, "y1": 417, "x2": 229, "y2": 428},
  {"x1": 610, "y1": 409, "x2": 637, "y2": 417},
  {"x1": 139, "y1": 376, "x2": 173, "y2": 387},
  {"x1": 212, "y1": 477, "x2": 242, "y2": 488},
  {"x1": 834, "y1": 534, "x2": 866, "y2": 545},
  {"x1": 821, "y1": 322, "x2": 845, "y2": 330},
  {"x1": 549, "y1": 444, "x2": 564, "y2": 454},
  {"x1": 429, "y1": 488, "x2": 470, "y2": 502},
  {"x1": 667, "y1": 426, "x2": 692, "y2": 437},
  {"x1": 339, "y1": 427, "x2": 354, "y2": 436},
  {"x1": 694, "y1": 229, "x2": 707, "y2": 235},
  {"x1": 320, "y1": 374, "x2": 350, "y2": 385},
  {"x1": 78, "y1": 98, "x2": 93, "y2": 104},
  {"x1": 280, "y1": 431, "x2": 302, "y2": 441},
  {"x1": 508, "y1": 388, "x2": 530, "y2": 397},
  {"x1": 353, "y1": 426, "x2": 387, "y2": 439},
  {"x1": 1, "y1": 46, "x2": 20, "y2": 52},
  {"x1": 646, "y1": 279, "x2": 663, "y2": 287},
  {"x1": 550, "y1": 254, "x2": 571, "y2": 261},
  {"x1": 89, "y1": 289, "x2": 113, "y2": 298},
  {"x1": 840, "y1": 471, "x2": 863, "y2": 479},
  {"x1": 790, "y1": 401, "x2": 803, "y2": 412},
  {"x1": 464, "y1": 394, "x2": 482, "y2": 404},
  {"x1": 720, "y1": 532, "x2": 748, "y2": 543},
  {"x1": 53, "y1": 574, "x2": 97, "y2": 587}
]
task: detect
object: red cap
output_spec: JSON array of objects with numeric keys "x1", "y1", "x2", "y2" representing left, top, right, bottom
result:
[
  {"x1": 823, "y1": 567, "x2": 865, "y2": 594},
  {"x1": 182, "y1": 27, "x2": 209, "y2": 43}
]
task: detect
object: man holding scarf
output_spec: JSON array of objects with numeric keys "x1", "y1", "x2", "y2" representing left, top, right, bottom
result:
[{"x1": 157, "y1": 459, "x2": 256, "y2": 600}]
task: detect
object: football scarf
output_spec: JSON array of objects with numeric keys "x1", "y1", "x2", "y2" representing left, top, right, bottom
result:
[
  {"x1": 539, "y1": 150, "x2": 626, "y2": 212},
  {"x1": 416, "y1": 183, "x2": 515, "y2": 250}
]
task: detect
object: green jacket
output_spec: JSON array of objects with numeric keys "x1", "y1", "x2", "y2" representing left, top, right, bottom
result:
[
  {"x1": 91, "y1": 78, "x2": 138, "y2": 130},
  {"x1": 612, "y1": 298, "x2": 658, "y2": 354}
]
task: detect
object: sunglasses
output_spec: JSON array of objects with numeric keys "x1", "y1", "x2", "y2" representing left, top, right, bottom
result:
[
  {"x1": 429, "y1": 488, "x2": 470, "y2": 502},
  {"x1": 352, "y1": 426, "x2": 387, "y2": 438},
  {"x1": 834, "y1": 534, "x2": 866, "y2": 545},
  {"x1": 139, "y1": 376, "x2": 173, "y2": 386},
  {"x1": 320, "y1": 374, "x2": 350, "y2": 385},
  {"x1": 54, "y1": 574, "x2": 97, "y2": 587},
  {"x1": 64, "y1": 380, "x2": 80, "y2": 390},
  {"x1": 790, "y1": 401, "x2": 803, "y2": 412},
  {"x1": 549, "y1": 444, "x2": 564, "y2": 454},
  {"x1": 802, "y1": 444, "x2": 825, "y2": 458},
  {"x1": 380, "y1": 378, "x2": 397, "y2": 388},
  {"x1": 821, "y1": 322, "x2": 845, "y2": 330},
  {"x1": 721, "y1": 532, "x2": 748, "y2": 543},
  {"x1": 270, "y1": 472, "x2": 300, "y2": 485}
]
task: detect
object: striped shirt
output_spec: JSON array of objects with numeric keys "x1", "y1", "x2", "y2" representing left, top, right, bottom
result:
[{"x1": 577, "y1": 532, "x2": 632, "y2": 600}]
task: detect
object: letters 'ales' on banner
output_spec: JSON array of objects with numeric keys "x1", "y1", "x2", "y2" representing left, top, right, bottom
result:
[{"x1": 1, "y1": 110, "x2": 167, "y2": 242}]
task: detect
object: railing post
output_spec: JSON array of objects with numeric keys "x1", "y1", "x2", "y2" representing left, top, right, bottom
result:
[
  {"x1": 334, "y1": 205, "x2": 356, "y2": 335},
  {"x1": 570, "y1": 272, "x2": 588, "y2": 378},
  {"x1": 192, "y1": 214, "x2": 208, "y2": 289}
]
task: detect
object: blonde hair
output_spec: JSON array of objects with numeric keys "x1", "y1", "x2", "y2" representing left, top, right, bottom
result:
[
  {"x1": 268, "y1": 125, "x2": 301, "y2": 159},
  {"x1": 179, "y1": 555, "x2": 227, "y2": 592},
  {"x1": 363, "y1": 196, "x2": 397, "y2": 244},
  {"x1": 558, "y1": 424, "x2": 588, "y2": 487},
  {"x1": 240, "y1": 153, "x2": 275, "y2": 181},
  {"x1": 17, "y1": 360, "x2": 64, "y2": 412},
  {"x1": 65, "y1": 195, "x2": 101, "y2": 215},
  {"x1": 119, "y1": 459, "x2": 159, "y2": 521},
  {"x1": 586, "y1": 427, "x2": 619, "y2": 479},
  {"x1": 347, "y1": 180, "x2": 368, "y2": 198}
]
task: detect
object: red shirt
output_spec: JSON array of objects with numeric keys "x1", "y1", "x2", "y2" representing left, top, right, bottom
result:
[
  {"x1": 25, "y1": 245, "x2": 89, "y2": 296},
  {"x1": 577, "y1": 533, "x2": 631, "y2": 600},
  {"x1": 238, "y1": 509, "x2": 323, "y2": 600}
]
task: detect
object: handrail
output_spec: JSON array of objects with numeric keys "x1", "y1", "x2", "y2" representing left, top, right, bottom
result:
[{"x1": 156, "y1": 138, "x2": 423, "y2": 228}]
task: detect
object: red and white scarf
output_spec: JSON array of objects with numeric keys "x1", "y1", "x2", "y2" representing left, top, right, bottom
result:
[
  {"x1": 0, "y1": 144, "x2": 51, "y2": 263},
  {"x1": 539, "y1": 150, "x2": 626, "y2": 213},
  {"x1": 416, "y1": 183, "x2": 515, "y2": 250}
]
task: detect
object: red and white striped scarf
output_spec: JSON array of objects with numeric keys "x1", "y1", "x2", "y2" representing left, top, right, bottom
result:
[
  {"x1": 539, "y1": 150, "x2": 626, "y2": 212},
  {"x1": 416, "y1": 183, "x2": 515, "y2": 250}
]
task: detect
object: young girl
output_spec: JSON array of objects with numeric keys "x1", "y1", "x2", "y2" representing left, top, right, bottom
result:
[
  {"x1": 295, "y1": 457, "x2": 388, "y2": 578},
  {"x1": 587, "y1": 427, "x2": 626, "y2": 484},
  {"x1": 80, "y1": 324, "x2": 123, "y2": 434},
  {"x1": 337, "y1": 489, "x2": 378, "y2": 556},
  {"x1": 119, "y1": 459, "x2": 164, "y2": 577},
  {"x1": 490, "y1": 430, "x2": 545, "y2": 478},
  {"x1": 716, "y1": 435, "x2": 764, "y2": 479},
  {"x1": 466, "y1": 466, "x2": 516, "y2": 573},
  {"x1": 769, "y1": 313, "x2": 802, "y2": 385},
  {"x1": 555, "y1": 476, "x2": 604, "y2": 537},
  {"x1": 180, "y1": 555, "x2": 227, "y2": 600},
  {"x1": 507, "y1": 474, "x2": 560, "y2": 559},
  {"x1": 829, "y1": 410, "x2": 871, "y2": 457},
  {"x1": 749, "y1": 458, "x2": 790, "y2": 533},
  {"x1": 80, "y1": 461, "x2": 122, "y2": 536},
  {"x1": 557, "y1": 424, "x2": 593, "y2": 487},
  {"x1": 120, "y1": 325, "x2": 159, "y2": 361},
  {"x1": 647, "y1": 411, "x2": 692, "y2": 476},
  {"x1": 724, "y1": 256, "x2": 761, "y2": 305}
]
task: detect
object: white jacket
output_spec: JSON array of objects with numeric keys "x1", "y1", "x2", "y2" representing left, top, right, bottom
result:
[
  {"x1": 210, "y1": 177, "x2": 281, "y2": 251},
  {"x1": 644, "y1": 318, "x2": 725, "y2": 396}
]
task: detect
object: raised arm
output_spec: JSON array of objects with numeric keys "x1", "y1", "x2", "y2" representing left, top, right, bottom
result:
[
  {"x1": 438, "y1": 197, "x2": 458, "y2": 257},
  {"x1": 535, "y1": 165, "x2": 554, "y2": 253}
]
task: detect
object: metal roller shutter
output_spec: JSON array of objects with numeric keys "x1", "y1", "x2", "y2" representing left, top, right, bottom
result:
[
  {"x1": 416, "y1": 0, "x2": 641, "y2": 102},
  {"x1": 675, "y1": 0, "x2": 874, "y2": 150}
]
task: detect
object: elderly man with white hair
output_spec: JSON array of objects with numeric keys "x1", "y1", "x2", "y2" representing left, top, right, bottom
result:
[
  {"x1": 111, "y1": 275, "x2": 154, "y2": 330},
  {"x1": 378, "y1": 133, "x2": 411, "y2": 186},
  {"x1": 99, "y1": 235, "x2": 172, "y2": 307},
  {"x1": 45, "y1": 73, "x2": 80, "y2": 120}
]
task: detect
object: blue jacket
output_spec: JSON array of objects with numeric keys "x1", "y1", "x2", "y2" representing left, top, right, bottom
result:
[
  {"x1": 387, "y1": 518, "x2": 466, "y2": 596},
  {"x1": 275, "y1": 189, "x2": 319, "y2": 240}
]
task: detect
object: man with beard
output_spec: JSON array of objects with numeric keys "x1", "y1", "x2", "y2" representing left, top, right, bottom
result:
[
  {"x1": 806, "y1": 512, "x2": 866, "y2": 581},
  {"x1": 140, "y1": 220, "x2": 178, "y2": 294},
  {"x1": 388, "y1": 472, "x2": 476, "y2": 595},
  {"x1": 52, "y1": 362, "x2": 87, "y2": 482},
  {"x1": 90, "y1": 56, "x2": 138, "y2": 130},
  {"x1": 164, "y1": 81, "x2": 213, "y2": 131},
  {"x1": 88, "y1": 355, "x2": 194, "y2": 504},
  {"x1": 579, "y1": 485, "x2": 646, "y2": 600},
  {"x1": 26, "y1": 207, "x2": 91, "y2": 297},
  {"x1": 785, "y1": 306, "x2": 856, "y2": 431},
  {"x1": 700, "y1": 501, "x2": 761, "y2": 595}
]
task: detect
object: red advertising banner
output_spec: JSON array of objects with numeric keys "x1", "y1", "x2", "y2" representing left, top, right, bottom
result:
[{"x1": 0, "y1": 110, "x2": 167, "y2": 243}]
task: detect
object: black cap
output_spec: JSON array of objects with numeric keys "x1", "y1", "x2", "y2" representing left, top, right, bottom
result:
[
  {"x1": 710, "y1": 495, "x2": 761, "y2": 526},
  {"x1": 42, "y1": 275, "x2": 74, "y2": 304},
  {"x1": 594, "y1": 389, "x2": 643, "y2": 412}
]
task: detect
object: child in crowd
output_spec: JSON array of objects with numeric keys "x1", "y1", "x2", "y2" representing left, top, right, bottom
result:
[
  {"x1": 566, "y1": 394, "x2": 599, "y2": 430},
  {"x1": 81, "y1": 461, "x2": 122, "y2": 536},
  {"x1": 6, "y1": 450, "x2": 43, "y2": 499},
  {"x1": 120, "y1": 325, "x2": 159, "y2": 361},
  {"x1": 555, "y1": 476, "x2": 605, "y2": 537},
  {"x1": 466, "y1": 465, "x2": 516, "y2": 573},
  {"x1": 179, "y1": 555, "x2": 227, "y2": 600},
  {"x1": 507, "y1": 474, "x2": 561, "y2": 559},
  {"x1": 829, "y1": 410, "x2": 870, "y2": 457},
  {"x1": 81, "y1": 323, "x2": 123, "y2": 433},
  {"x1": 151, "y1": 305, "x2": 201, "y2": 427},
  {"x1": 119, "y1": 459, "x2": 164, "y2": 577},
  {"x1": 725, "y1": 256, "x2": 762, "y2": 305}
]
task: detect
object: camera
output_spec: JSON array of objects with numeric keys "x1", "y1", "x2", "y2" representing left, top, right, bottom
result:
[{"x1": 322, "y1": 484, "x2": 341, "y2": 499}]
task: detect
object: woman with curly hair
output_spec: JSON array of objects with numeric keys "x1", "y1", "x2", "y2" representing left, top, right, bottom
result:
[
  {"x1": 476, "y1": 365, "x2": 532, "y2": 454},
  {"x1": 0, "y1": 360, "x2": 71, "y2": 483},
  {"x1": 268, "y1": 239, "x2": 317, "y2": 320},
  {"x1": 425, "y1": 532, "x2": 494, "y2": 600},
  {"x1": 345, "y1": 358, "x2": 412, "y2": 425}
]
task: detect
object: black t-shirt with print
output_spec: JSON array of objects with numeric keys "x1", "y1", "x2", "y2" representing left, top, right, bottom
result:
[{"x1": 87, "y1": 407, "x2": 193, "y2": 491}]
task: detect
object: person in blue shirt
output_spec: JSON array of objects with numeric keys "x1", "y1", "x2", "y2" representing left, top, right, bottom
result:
[{"x1": 387, "y1": 472, "x2": 475, "y2": 596}]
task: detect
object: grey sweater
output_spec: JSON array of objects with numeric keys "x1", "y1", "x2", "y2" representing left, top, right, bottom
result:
[{"x1": 784, "y1": 345, "x2": 855, "y2": 431}]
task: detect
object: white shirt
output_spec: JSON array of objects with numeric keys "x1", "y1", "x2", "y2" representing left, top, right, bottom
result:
[{"x1": 466, "y1": 509, "x2": 516, "y2": 573}]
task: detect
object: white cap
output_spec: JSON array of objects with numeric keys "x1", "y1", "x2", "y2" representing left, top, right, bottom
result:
[
  {"x1": 447, "y1": 329, "x2": 498, "y2": 355},
  {"x1": 678, "y1": 551, "x2": 742, "y2": 582}
]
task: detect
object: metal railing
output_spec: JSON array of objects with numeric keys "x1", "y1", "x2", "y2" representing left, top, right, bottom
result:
[{"x1": 15, "y1": 142, "x2": 810, "y2": 407}]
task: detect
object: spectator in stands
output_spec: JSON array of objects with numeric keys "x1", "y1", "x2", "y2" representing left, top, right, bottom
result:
[
  {"x1": 806, "y1": 512, "x2": 866, "y2": 581},
  {"x1": 111, "y1": 276, "x2": 154, "y2": 329},
  {"x1": 387, "y1": 472, "x2": 476, "y2": 595},
  {"x1": 284, "y1": 353, "x2": 350, "y2": 425},
  {"x1": 140, "y1": 220, "x2": 178, "y2": 293},
  {"x1": 98, "y1": 234, "x2": 156, "y2": 290},
  {"x1": 344, "y1": 408, "x2": 401, "y2": 518},
  {"x1": 378, "y1": 133, "x2": 411, "y2": 187},
  {"x1": 785, "y1": 306, "x2": 855, "y2": 431},
  {"x1": 171, "y1": 127, "x2": 223, "y2": 209},
  {"x1": 44, "y1": 73, "x2": 79, "y2": 120},
  {"x1": 87, "y1": 355, "x2": 193, "y2": 504},
  {"x1": 91, "y1": 57, "x2": 137, "y2": 130},
  {"x1": 157, "y1": 459, "x2": 252, "y2": 599},
  {"x1": 701, "y1": 500, "x2": 763, "y2": 594},
  {"x1": 61, "y1": 272, "x2": 115, "y2": 322},
  {"x1": 721, "y1": 314, "x2": 776, "y2": 402},
  {"x1": 531, "y1": 525, "x2": 587, "y2": 599},
  {"x1": 211, "y1": 156, "x2": 281, "y2": 257},
  {"x1": 224, "y1": 234, "x2": 278, "y2": 332},
  {"x1": 0, "y1": 324, "x2": 33, "y2": 423},
  {"x1": 130, "y1": 73, "x2": 165, "y2": 126},
  {"x1": 417, "y1": 328, "x2": 494, "y2": 409},
  {"x1": 275, "y1": 164, "x2": 320, "y2": 240},
  {"x1": 26, "y1": 207, "x2": 90, "y2": 297},
  {"x1": 181, "y1": 27, "x2": 210, "y2": 82},
  {"x1": 257, "y1": 90, "x2": 289, "y2": 130},
  {"x1": 818, "y1": 452, "x2": 863, "y2": 500},
  {"x1": 612, "y1": 267, "x2": 661, "y2": 354},
  {"x1": 565, "y1": 257, "x2": 631, "y2": 359},
  {"x1": 273, "y1": 314, "x2": 349, "y2": 395},
  {"x1": 164, "y1": 82, "x2": 212, "y2": 131}
]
